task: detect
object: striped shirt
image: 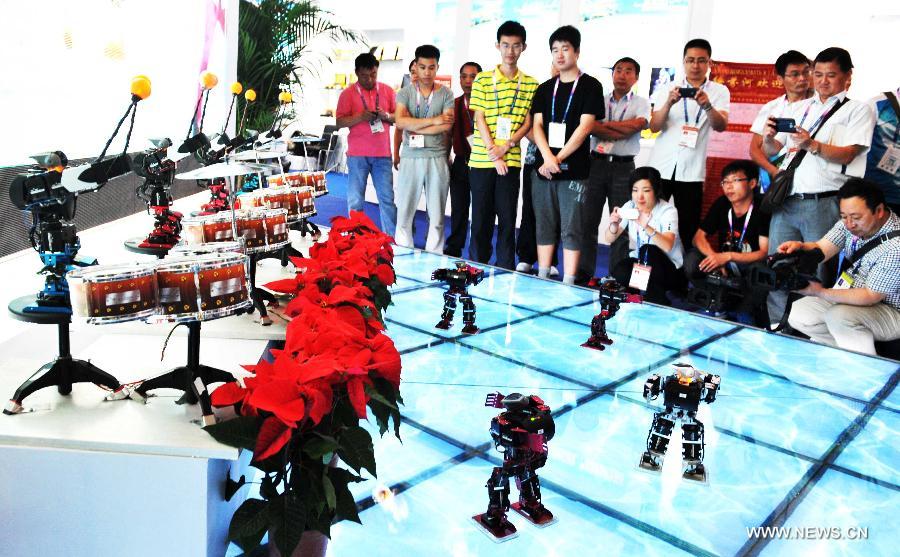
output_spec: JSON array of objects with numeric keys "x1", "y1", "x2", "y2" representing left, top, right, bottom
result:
[{"x1": 468, "y1": 65, "x2": 539, "y2": 169}]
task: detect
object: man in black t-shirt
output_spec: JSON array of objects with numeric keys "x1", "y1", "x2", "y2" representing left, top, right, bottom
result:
[
  {"x1": 530, "y1": 25, "x2": 604, "y2": 285},
  {"x1": 684, "y1": 159, "x2": 771, "y2": 283}
]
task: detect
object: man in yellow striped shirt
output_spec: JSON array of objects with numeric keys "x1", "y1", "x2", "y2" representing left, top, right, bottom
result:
[{"x1": 468, "y1": 20, "x2": 538, "y2": 270}]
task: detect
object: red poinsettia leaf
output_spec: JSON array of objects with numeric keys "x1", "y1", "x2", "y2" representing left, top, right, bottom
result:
[
  {"x1": 263, "y1": 278, "x2": 300, "y2": 294},
  {"x1": 346, "y1": 377, "x2": 371, "y2": 419},
  {"x1": 248, "y1": 379, "x2": 298, "y2": 412},
  {"x1": 301, "y1": 383, "x2": 333, "y2": 424},
  {"x1": 254, "y1": 416, "x2": 293, "y2": 461},
  {"x1": 350, "y1": 349, "x2": 373, "y2": 369},
  {"x1": 209, "y1": 382, "x2": 247, "y2": 407},
  {"x1": 374, "y1": 264, "x2": 396, "y2": 286}
]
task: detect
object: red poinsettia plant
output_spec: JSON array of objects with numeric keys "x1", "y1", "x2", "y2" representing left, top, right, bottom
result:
[{"x1": 204, "y1": 212, "x2": 402, "y2": 556}]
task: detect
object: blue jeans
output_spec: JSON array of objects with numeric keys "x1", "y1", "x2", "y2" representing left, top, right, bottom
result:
[{"x1": 347, "y1": 156, "x2": 396, "y2": 237}]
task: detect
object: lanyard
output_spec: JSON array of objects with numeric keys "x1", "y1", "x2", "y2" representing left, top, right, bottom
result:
[
  {"x1": 798, "y1": 95, "x2": 839, "y2": 135},
  {"x1": 728, "y1": 204, "x2": 754, "y2": 249},
  {"x1": 415, "y1": 84, "x2": 435, "y2": 118},
  {"x1": 682, "y1": 80, "x2": 706, "y2": 125},
  {"x1": 492, "y1": 70, "x2": 522, "y2": 117},
  {"x1": 463, "y1": 95, "x2": 474, "y2": 129},
  {"x1": 838, "y1": 236, "x2": 860, "y2": 272},
  {"x1": 607, "y1": 92, "x2": 632, "y2": 122},
  {"x1": 552, "y1": 73, "x2": 582, "y2": 123},
  {"x1": 635, "y1": 215, "x2": 651, "y2": 265},
  {"x1": 357, "y1": 83, "x2": 379, "y2": 111}
]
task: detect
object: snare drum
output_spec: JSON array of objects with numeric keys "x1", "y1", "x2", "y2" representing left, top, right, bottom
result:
[
  {"x1": 67, "y1": 263, "x2": 158, "y2": 324},
  {"x1": 154, "y1": 253, "x2": 250, "y2": 322},
  {"x1": 295, "y1": 186, "x2": 316, "y2": 218},
  {"x1": 181, "y1": 216, "x2": 207, "y2": 244},
  {"x1": 283, "y1": 171, "x2": 304, "y2": 188},
  {"x1": 169, "y1": 241, "x2": 244, "y2": 257},
  {"x1": 234, "y1": 191, "x2": 263, "y2": 210},
  {"x1": 312, "y1": 171, "x2": 328, "y2": 197},
  {"x1": 235, "y1": 210, "x2": 267, "y2": 251},
  {"x1": 265, "y1": 174, "x2": 286, "y2": 188},
  {"x1": 202, "y1": 213, "x2": 236, "y2": 243},
  {"x1": 261, "y1": 208, "x2": 290, "y2": 250}
]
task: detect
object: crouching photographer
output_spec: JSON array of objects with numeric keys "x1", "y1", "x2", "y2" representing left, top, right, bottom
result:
[{"x1": 781, "y1": 178, "x2": 900, "y2": 355}]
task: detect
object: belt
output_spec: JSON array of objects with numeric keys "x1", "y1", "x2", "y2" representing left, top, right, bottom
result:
[
  {"x1": 590, "y1": 153, "x2": 635, "y2": 163},
  {"x1": 788, "y1": 191, "x2": 839, "y2": 200}
]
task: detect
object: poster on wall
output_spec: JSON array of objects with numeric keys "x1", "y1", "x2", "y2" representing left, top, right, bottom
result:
[
  {"x1": 701, "y1": 60, "x2": 784, "y2": 215},
  {"x1": 649, "y1": 67, "x2": 677, "y2": 100}
]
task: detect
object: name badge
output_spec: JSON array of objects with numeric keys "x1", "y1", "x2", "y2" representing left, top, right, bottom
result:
[
  {"x1": 369, "y1": 119, "x2": 384, "y2": 134},
  {"x1": 679, "y1": 125, "x2": 699, "y2": 149},
  {"x1": 496, "y1": 117, "x2": 513, "y2": 141},
  {"x1": 408, "y1": 134, "x2": 425, "y2": 149},
  {"x1": 549, "y1": 122, "x2": 567, "y2": 149},
  {"x1": 629, "y1": 263, "x2": 652, "y2": 291},
  {"x1": 877, "y1": 144, "x2": 900, "y2": 175},
  {"x1": 834, "y1": 271, "x2": 855, "y2": 289},
  {"x1": 595, "y1": 141, "x2": 615, "y2": 154},
  {"x1": 466, "y1": 134, "x2": 475, "y2": 148}
]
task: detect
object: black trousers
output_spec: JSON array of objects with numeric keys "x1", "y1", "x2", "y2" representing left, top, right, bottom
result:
[
  {"x1": 469, "y1": 166, "x2": 520, "y2": 270},
  {"x1": 516, "y1": 164, "x2": 558, "y2": 267},
  {"x1": 579, "y1": 157, "x2": 634, "y2": 278},
  {"x1": 611, "y1": 244, "x2": 681, "y2": 306},
  {"x1": 444, "y1": 156, "x2": 471, "y2": 257},
  {"x1": 659, "y1": 178, "x2": 703, "y2": 253}
]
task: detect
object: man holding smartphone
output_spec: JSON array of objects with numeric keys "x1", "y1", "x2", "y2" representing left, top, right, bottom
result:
[{"x1": 648, "y1": 38, "x2": 730, "y2": 251}]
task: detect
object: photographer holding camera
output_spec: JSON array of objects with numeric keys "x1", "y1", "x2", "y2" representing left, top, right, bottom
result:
[{"x1": 783, "y1": 178, "x2": 900, "y2": 355}]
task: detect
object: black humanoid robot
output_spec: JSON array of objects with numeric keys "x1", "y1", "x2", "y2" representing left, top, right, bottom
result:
[
  {"x1": 133, "y1": 138, "x2": 182, "y2": 248},
  {"x1": 582, "y1": 277, "x2": 642, "y2": 350},
  {"x1": 473, "y1": 392, "x2": 556, "y2": 541},
  {"x1": 639, "y1": 363, "x2": 721, "y2": 482},
  {"x1": 431, "y1": 260, "x2": 484, "y2": 334}
]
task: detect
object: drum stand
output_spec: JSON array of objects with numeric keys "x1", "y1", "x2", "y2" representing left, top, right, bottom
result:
[
  {"x1": 131, "y1": 320, "x2": 235, "y2": 426},
  {"x1": 5, "y1": 295, "x2": 120, "y2": 414}
]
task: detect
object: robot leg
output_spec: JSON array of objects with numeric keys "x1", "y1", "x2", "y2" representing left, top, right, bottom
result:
[
  {"x1": 460, "y1": 294, "x2": 478, "y2": 335},
  {"x1": 639, "y1": 411, "x2": 675, "y2": 473},
  {"x1": 582, "y1": 311, "x2": 612, "y2": 350},
  {"x1": 472, "y1": 466, "x2": 518, "y2": 540},
  {"x1": 681, "y1": 415, "x2": 707, "y2": 482},
  {"x1": 435, "y1": 291, "x2": 456, "y2": 330},
  {"x1": 511, "y1": 466, "x2": 554, "y2": 526}
]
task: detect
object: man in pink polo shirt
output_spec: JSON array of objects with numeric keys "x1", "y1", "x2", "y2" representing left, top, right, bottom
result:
[{"x1": 335, "y1": 53, "x2": 398, "y2": 236}]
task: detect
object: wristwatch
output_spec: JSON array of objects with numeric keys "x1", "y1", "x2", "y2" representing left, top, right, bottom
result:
[{"x1": 809, "y1": 140, "x2": 821, "y2": 155}]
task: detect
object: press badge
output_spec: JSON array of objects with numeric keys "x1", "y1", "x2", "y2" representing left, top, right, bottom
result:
[
  {"x1": 408, "y1": 134, "x2": 425, "y2": 148},
  {"x1": 549, "y1": 122, "x2": 567, "y2": 149},
  {"x1": 496, "y1": 117, "x2": 513, "y2": 141},
  {"x1": 679, "y1": 126, "x2": 699, "y2": 149},
  {"x1": 369, "y1": 119, "x2": 384, "y2": 134},
  {"x1": 629, "y1": 264, "x2": 652, "y2": 291},
  {"x1": 877, "y1": 145, "x2": 900, "y2": 175},
  {"x1": 834, "y1": 271, "x2": 855, "y2": 289},
  {"x1": 595, "y1": 141, "x2": 615, "y2": 154}
]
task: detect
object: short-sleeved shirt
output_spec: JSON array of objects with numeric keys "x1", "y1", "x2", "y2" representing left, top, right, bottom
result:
[
  {"x1": 590, "y1": 91, "x2": 651, "y2": 157},
  {"x1": 699, "y1": 194, "x2": 771, "y2": 252},
  {"x1": 864, "y1": 90, "x2": 900, "y2": 204},
  {"x1": 468, "y1": 66, "x2": 539, "y2": 169},
  {"x1": 451, "y1": 94, "x2": 476, "y2": 160},
  {"x1": 396, "y1": 83, "x2": 454, "y2": 158},
  {"x1": 531, "y1": 73, "x2": 604, "y2": 181},
  {"x1": 774, "y1": 91, "x2": 876, "y2": 194},
  {"x1": 647, "y1": 79, "x2": 731, "y2": 182},
  {"x1": 824, "y1": 210, "x2": 900, "y2": 310},
  {"x1": 620, "y1": 198, "x2": 684, "y2": 268},
  {"x1": 335, "y1": 82, "x2": 397, "y2": 158}
]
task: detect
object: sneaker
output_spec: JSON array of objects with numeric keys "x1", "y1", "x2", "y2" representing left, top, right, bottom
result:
[
  {"x1": 549, "y1": 266, "x2": 560, "y2": 277},
  {"x1": 515, "y1": 262, "x2": 533, "y2": 273}
]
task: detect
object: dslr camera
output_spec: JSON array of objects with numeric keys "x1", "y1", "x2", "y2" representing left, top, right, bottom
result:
[{"x1": 749, "y1": 248, "x2": 824, "y2": 292}]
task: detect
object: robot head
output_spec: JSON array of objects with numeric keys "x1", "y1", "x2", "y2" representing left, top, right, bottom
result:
[
  {"x1": 673, "y1": 362, "x2": 696, "y2": 385},
  {"x1": 454, "y1": 260, "x2": 467, "y2": 271},
  {"x1": 500, "y1": 392, "x2": 529, "y2": 410}
]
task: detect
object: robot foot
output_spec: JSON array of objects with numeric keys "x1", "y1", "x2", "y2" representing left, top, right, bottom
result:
[
  {"x1": 511, "y1": 502, "x2": 556, "y2": 527},
  {"x1": 580, "y1": 337, "x2": 611, "y2": 351},
  {"x1": 638, "y1": 451, "x2": 663, "y2": 474},
  {"x1": 461, "y1": 323, "x2": 479, "y2": 335},
  {"x1": 682, "y1": 462, "x2": 708, "y2": 483},
  {"x1": 472, "y1": 513, "x2": 518, "y2": 542},
  {"x1": 435, "y1": 319, "x2": 452, "y2": 330}
]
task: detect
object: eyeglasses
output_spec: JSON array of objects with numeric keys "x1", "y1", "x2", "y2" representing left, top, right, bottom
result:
[
  {"x1": 784, "y1": 69, "x2": 811, "y2": 78},
  {"x1": 720, "y1": 178, "x2": 749, "y2": 186},
  {"x1": 499, "y1": 43, "x2": 524, "y2": 52},
  {"x1": 684, "y1": 57, "x2": 709, "y2": 65}
]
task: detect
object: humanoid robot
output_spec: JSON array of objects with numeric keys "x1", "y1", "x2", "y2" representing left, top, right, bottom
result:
[
  {"x1": 431, "y1": 261, "x2": 484, "y2": 334},
  {"x1": 133, "y1": 138, "x2": 182, "y2": 247},
  {"x1": 473, "y1": 392, "x2": 556, "y2": 541},
  {"x1": 639, "y1": 363, "x2": 721, "y2": 482},
  {"x1": 582, "y1": 277, "x2": 642, "y2": 350}
]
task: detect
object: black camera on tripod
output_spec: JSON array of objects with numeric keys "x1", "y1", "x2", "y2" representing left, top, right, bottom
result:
[{"x1": 749, "y1": 248, "x2": 824, "y2": 292}]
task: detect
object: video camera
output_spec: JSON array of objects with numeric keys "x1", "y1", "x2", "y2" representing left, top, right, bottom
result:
[{"x1": 749, "y1": 248, "x2": 824, "y2": 292}]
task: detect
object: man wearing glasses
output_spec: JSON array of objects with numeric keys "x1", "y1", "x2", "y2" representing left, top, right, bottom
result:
[
  {"x1": 649, "y1": 38, "x2": 730, "y2": 252},
  {"x1": 683, "y1": 160, "x2": 770, "y2": 285}
]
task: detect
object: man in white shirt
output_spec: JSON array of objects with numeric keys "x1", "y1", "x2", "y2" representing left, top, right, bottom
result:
[
  {"x1": 579, "y1": 57, "x2": 650, "y2": 280},
  {"x1": 648, "y1": 38, "x2": 730, "y2": 252},
  {"x1": 760, "y1": 47, "x2": 876, "y2": 322},
  {"x1": 748, "y1": 50, "x2": 814, "y2": 183}
]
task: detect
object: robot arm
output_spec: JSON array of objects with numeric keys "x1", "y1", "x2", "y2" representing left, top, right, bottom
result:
[
  {"x1": 703, "y1": 374, "x2": 721, "y2": 404},
  {"x1": 485, "y1": 392, "x2": 505, "y2": 408},
  {"x1": 643, "y1": 374, "x2": 662, "y2": 401},
  {"x1": 467, "y1": 266, "x2": 485, "y2": 286},
  {"x1": 432, "y1": 268, "x2": 449, "y2": 282}
]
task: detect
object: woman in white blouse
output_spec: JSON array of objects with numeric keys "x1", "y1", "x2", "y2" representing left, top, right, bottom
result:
[{"x1": 605, "y1": 166, "x2": 685, "y2": 305}]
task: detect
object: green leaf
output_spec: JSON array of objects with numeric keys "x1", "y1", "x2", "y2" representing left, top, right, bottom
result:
[
  {"x1": 204, "y1": 416, "x2": 261, "y2": 451},
  {"x1": 270, "y1": 492, "x2": 306, "y2": 557},
  {"x1": 322, "y1": 473, "x2": 336, "y2": 511},
  {"x1": 337, "y1": 426, "x2": 376, "y2": 477},
  {"x1": 330, "y1": 468, "x2": 363, "y2": 524},
  {"x1": 303, "y1": 435, "x2": 340, "y2": 459},
  {"x1": 229, "y1": 498, "x2": 269, "y2": 550},
  {"x1": 260, "y1": 473, "x2": 279, "y2": 500},
  {"x1": 364, "y1": 384, "x2": 397, "y2": 410}
]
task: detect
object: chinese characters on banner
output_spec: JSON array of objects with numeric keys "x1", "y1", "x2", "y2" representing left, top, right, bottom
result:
[{"x1": 702, "y1": 61, "x2": 785, "y2": 216}]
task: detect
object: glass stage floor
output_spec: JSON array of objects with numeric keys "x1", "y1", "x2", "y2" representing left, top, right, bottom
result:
[{"x1": 236, "y1": 247, "x2": 900, "y2": 557}]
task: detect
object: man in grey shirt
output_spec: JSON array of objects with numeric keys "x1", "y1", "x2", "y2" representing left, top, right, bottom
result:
[{"x1": 394, "y1": 44, "x2": 455, "y2": 252}]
